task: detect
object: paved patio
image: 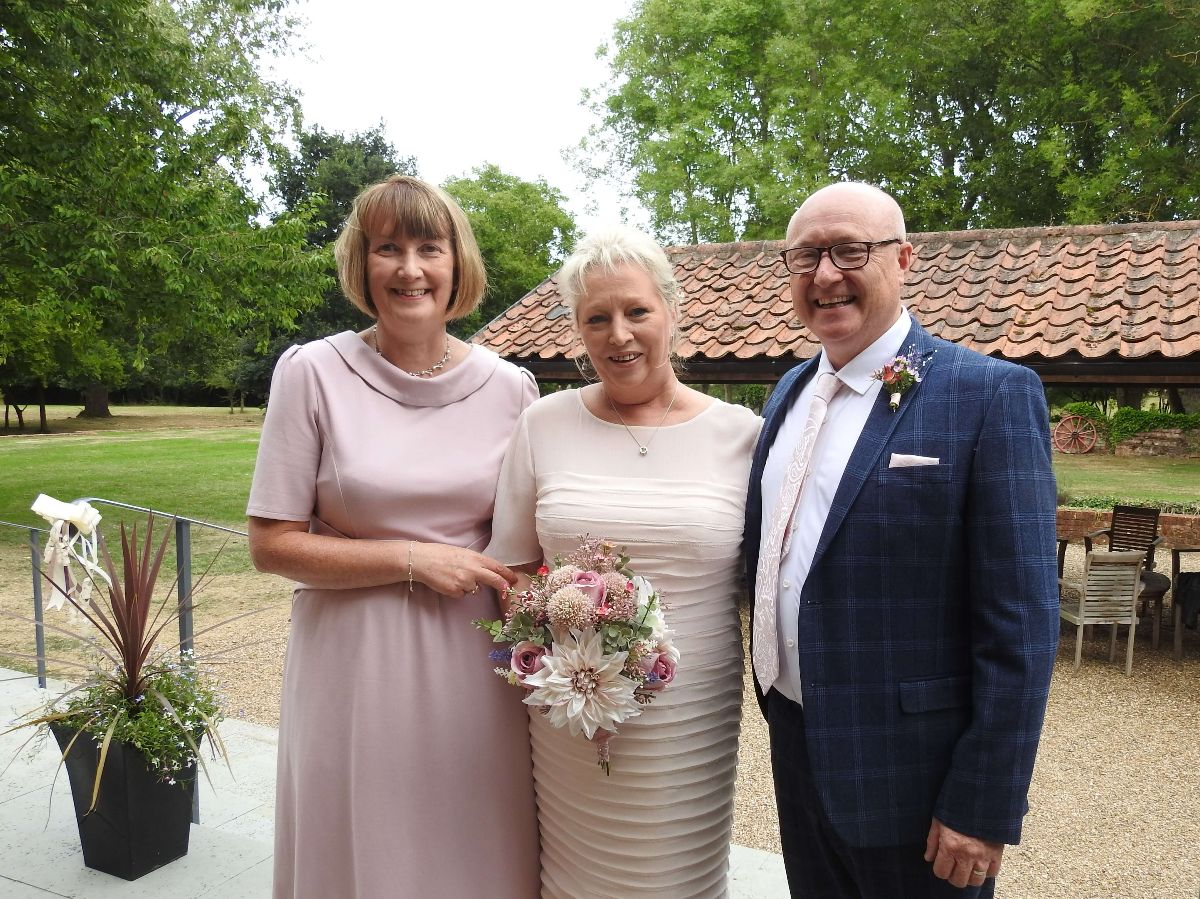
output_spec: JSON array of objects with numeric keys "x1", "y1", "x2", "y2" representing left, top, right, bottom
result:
[{"x1": 0, "y1": 667, "x2": 788, "y2": 897}]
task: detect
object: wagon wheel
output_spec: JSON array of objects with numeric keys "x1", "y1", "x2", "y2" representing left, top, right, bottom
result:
[{"x1": 1053, "y1": 414, "x2": 1098, "y2": 454}]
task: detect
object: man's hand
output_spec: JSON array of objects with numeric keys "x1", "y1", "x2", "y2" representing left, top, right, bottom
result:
[{"x1": 924, "y1": 817, "x2": 1004, "y2": 889}]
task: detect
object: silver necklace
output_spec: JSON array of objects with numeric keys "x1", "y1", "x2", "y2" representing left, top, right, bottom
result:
[
  {"x1": 604, "y1": 385, "x2": 679, "y2": 456},
  {"x1": 372, "y1": 325, "x2": 452, "y2": 377}
]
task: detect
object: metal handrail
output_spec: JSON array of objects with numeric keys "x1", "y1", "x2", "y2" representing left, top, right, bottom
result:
[{"x1": 73, "y1": 498, "x2": 246, "y2": 664}]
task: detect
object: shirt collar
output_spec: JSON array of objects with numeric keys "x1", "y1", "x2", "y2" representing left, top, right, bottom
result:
[{"x1": 823, "y1": 309, "x2": 912, "y2": 396}]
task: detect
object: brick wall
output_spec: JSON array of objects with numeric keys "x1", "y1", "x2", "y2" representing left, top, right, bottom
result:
[
  {"x1": 1056, "y1": 508, "x2": 1200, "y2": 547},
  {"x1": 1113, "y1": 428, "x2": 1200, "y2": 458}
]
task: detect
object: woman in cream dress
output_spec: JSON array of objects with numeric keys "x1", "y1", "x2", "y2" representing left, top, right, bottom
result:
[{"x1": 487, "y1": 226, "x2": 761, "y2": 898}]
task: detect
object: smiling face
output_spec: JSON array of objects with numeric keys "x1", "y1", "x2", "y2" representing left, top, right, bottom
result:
[
  {"x1": 786, "y1": 184, "x2": 913, "y2": 368},
  {"x1": 575, "y1": 262, "x2": 677, "y2": 400},
  {"x1": 365, "y1": 232, "x2": 456, "y2": 329}
]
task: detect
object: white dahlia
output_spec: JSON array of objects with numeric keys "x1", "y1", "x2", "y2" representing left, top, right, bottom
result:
[{"x1": 522, "y1": 628, "x2": 642, "y2": 739}]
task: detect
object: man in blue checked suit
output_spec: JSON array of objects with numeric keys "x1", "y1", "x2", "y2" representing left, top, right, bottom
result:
[{"x1": 746, "y1": 182, "x2": 1059, "y2": 898}]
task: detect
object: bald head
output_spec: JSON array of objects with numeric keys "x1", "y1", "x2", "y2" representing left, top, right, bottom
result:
[{"x1": 788, "y1": 182, "x2": 906, "y2": 245}]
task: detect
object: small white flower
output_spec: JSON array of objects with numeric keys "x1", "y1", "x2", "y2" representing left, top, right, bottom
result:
[{"x1": 522, "y1": 628, "x2": 642, "y2": 739}]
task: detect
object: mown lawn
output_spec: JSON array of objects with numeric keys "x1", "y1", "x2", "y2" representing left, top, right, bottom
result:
[
  {"x1": 2, "y1": 405, "x2": 1196, "y2": 529},
  {"x1": 1053, "y1": 453, "x2": 1200, "y2": 509}
]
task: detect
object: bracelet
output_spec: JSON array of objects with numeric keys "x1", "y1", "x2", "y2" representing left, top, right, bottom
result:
[{"x1": 407, "y1": 541, "x2": 414, "y2": 596}]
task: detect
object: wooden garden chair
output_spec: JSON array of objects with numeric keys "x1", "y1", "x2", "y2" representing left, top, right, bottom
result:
[
  {"x1": 1059, "y1": 550, "x2": 1144, "y2": 675},
  {"x1": 1084, "y1": 504, "x2": 1172, "y2": 636}
]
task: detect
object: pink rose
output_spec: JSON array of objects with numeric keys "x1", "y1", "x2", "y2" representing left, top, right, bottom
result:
[
  {"x1": 510, "y1": 641, "x2": 547, "y2": 682},
  {"x1": 639, "y1": 650, "x2": 676, "y2": 691},
  {"x1": 651, "y1": 654, "x2": 677, "y2": 685},
  {"x1": 571, "y1": 571, "x2": 607, "y2": 607}
]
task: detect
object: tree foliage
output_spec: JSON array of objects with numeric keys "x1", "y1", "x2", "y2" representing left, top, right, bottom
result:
[
  {"x1": 443, "y1": 164, "x2": 577, "y2": 336},
  {"x1": 0, "y1": 0, "x2": 330, "y2": 415},
  {"x1": 586, "y1": 0, "x2": 1200, "y2": 241}
]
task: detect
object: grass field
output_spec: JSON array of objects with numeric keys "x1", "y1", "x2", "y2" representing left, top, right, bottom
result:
[
  {"x1": 2, "y1": 404, "x2": 1196, "y2": 527},
  {"x1": 0, "y1": 406, "x2": 262, "y2": 528},
  {"x1": 1054, "y1": 452, "x2": 1200, "y2": 508}
]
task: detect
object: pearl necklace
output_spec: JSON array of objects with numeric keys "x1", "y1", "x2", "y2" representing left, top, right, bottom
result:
[
  {"x1": 372, "y1": 325, "x2": 451, "y2": 378},
  {"x1": 604, "y1": 386, "x2": 679, "y2": 457}
]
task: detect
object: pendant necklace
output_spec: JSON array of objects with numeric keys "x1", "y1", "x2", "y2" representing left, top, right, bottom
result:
[
  {"x1": 372, "y1": 325, "x2": 452, "y2": 378},
  {"x1": 605, "y1": 385, "x2": 680, "y2": 456}
]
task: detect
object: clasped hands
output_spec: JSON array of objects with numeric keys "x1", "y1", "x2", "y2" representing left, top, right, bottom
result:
[{"x1": 412, "y1": 543, "x2": 516, "y2": 599}]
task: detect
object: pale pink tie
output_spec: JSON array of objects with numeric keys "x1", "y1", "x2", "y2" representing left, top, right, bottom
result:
[{"x1": 753, "y1": 372, "x2": 843, "y2": 687}]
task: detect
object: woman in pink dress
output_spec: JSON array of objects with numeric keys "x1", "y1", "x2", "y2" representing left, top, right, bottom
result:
[{"x1": 247, "y1": 175, "x2": 539, "y2": 898}]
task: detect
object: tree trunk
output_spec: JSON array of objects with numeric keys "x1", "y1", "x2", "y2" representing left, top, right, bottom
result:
[
  {"x1": 1119, "y1": 388, "x2": 1143, "y2": 410},
  {"x1": 1166, "y1": 387, "x2": 1185, "y2": 414},
  {"x1": 37, "y1": 384, "x2": 48, "y2": 433},
  {"x1": 79, "y1": 384, "x2": 113, "y2": 418}
]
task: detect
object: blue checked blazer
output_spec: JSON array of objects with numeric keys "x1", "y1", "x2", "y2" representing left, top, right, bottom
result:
[{"x1": 745, "y1": 319, "x2": 1059, "y2": 848}]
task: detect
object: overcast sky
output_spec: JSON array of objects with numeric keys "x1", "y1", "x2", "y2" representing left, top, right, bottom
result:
[{"x1": 268, "y1": 0, "x2": 645, "y2": 232}]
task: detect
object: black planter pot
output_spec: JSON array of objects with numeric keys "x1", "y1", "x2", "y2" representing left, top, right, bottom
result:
[{"x1": 50, "y1": 721, "x2": 197, "y2": 881}]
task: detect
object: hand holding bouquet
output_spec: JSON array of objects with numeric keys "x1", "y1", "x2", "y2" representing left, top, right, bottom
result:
[{"x1": 475, "y1": 537, "x2": 677, "y2": 773}]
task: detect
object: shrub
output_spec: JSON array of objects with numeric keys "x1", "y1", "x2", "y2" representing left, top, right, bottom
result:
[
  {"x1": 1107, "y1": 407, "x2": 1200, "y2": 445},
  {"x1": 1062, "y1": 402, "x2": 1106, "y2": 422}
]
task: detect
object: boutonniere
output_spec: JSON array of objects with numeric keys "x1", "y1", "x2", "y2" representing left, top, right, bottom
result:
[{"x1": 872, "y1": 349, "x2": 931, "y2": 411}]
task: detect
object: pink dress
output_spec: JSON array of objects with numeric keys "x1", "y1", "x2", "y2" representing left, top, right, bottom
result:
[{"x1": 247, "y1": 332, "x2": 539, "y2": 899}]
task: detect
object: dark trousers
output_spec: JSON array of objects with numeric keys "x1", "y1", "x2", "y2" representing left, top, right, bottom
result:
[{"x1": 766, "y1": 689, "x2": 995, "y2": 899}]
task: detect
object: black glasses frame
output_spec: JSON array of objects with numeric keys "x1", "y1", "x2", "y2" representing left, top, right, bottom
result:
[{"x1": 780, "y1": 238, "x2": 902, "y2": 274}]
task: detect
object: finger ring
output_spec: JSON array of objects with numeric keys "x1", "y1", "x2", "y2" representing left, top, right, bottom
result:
[{"x1": 972, "y1": 868, "x2": 987, "y2": 878}]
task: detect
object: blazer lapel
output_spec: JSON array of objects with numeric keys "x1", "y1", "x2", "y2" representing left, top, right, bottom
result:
[{"x1": 810, "y1": 321, "x2": 940, "y2": 566}]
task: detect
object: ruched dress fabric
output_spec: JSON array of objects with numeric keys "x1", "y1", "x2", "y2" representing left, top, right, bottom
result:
[
  {"x1": 247, "y1": 332, "x2": 540, "y2": 899},
  {"x1": 487, "y1": 389, "x2": 762, "y2": 899}
]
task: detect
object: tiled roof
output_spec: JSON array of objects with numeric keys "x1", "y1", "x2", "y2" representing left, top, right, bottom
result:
[{"x1": 474, "y1": 221, "x2": 1200, "y2": 380}]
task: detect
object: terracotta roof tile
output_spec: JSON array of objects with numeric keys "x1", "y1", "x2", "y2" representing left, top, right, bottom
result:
[{"x1": 474, "y1": 221, "x2": 1200, "y2": 376}]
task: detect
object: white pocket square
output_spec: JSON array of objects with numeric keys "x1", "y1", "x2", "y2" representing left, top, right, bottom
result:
[{"x1": 888, "y1": 453, "x2": 941, "y2": 468}]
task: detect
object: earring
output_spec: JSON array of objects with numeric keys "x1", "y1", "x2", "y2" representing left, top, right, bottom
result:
[{"x1": 573, "y1": 351, "x2": 595, "y2": 383}]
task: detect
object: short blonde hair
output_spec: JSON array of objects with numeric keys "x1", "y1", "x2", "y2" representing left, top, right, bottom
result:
[
  {"x1": 333, "y1": 175, "x2": 486, "y2": 321},
  {"x1": 557, "y1": 225, "x2": 683, "y2": 321}
]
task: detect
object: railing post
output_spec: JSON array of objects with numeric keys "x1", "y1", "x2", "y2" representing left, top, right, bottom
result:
[
  {"x1": 176, "y1": 518, "x2": 193, "y2": 655},
  {"x1": 173, "y1": 517, "x2": 201, "y2": 824},
  {"x1": 30, "y1": 529, "x2": 46, "y2": 689}
]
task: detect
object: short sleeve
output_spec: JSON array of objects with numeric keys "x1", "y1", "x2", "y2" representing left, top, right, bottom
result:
[
  {"x1": 246, "y1": 346, "x2": 321, "y2": 522},
  {"x1": 518, "y1": 367, "x2": 538, "y2": 412},
  {"x1": 484, "y1": 406, "x2": 542, "y2": 566}
]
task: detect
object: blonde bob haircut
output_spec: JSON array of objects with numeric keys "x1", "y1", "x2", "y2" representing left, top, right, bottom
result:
[
  {"x1": 557, "y1": 224, "x2": 684, "y2": 321},
  {"x1": 333, "y1": 175, "x2": 486, "y2": 321}
]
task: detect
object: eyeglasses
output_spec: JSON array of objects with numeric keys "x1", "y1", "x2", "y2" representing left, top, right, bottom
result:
[{"x1": 780, "y1": 239, "x2": 902, "y2": 274}]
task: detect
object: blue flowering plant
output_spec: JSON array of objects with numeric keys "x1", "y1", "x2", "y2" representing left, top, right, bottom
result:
[{"x1": 4, "y1": 496, "x2": 252, "y2": 806}]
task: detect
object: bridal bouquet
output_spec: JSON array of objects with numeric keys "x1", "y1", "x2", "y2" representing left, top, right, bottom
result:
[{"x1": 474, "y1": 536, "x2": 678, "y2": 773}]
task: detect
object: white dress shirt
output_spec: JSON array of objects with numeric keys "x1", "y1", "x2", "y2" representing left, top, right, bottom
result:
[{"x1": 760, "y1": 310, "x2": 913, "y2": 703}]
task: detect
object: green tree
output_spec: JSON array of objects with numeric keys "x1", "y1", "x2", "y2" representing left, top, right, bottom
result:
[
  {"x1": 0, "y1": 0, "x2": 329, "y2": 417},
  {"x1": 585, "y1": 0, "x2": 1200, "y2": 240},
  {"x1": 443, "y1": 164, "x2": 577, "y2": 335},
  {"x1": 581, "y1": 0, "x2": 796, "y2": 243}
]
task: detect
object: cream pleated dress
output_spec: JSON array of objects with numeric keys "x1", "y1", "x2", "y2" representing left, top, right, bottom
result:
[
  {"x1": 248, "y1": 332, "x2": 540, "y2": 899},
  {"x1": 487, "y1": 388, "x2": 761, "y2": 898}
]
